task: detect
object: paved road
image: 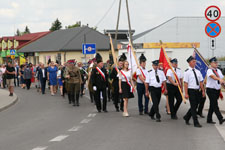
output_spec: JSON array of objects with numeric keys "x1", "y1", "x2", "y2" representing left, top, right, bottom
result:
[{"x1": 0, "y1": 87, "x2": 225, "y2": 150}]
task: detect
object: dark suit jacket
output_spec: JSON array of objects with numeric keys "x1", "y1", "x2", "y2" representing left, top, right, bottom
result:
[{"x1": 38, "y1": 68, "x2": 48, "y2": 82}]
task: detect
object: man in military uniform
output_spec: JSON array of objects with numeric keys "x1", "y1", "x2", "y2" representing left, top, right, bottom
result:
[
  {"x1": 166, "y1": 58, "x2": 183, "y2": 119},
  {"x1": 183, "y1": 56, "x2": 205, "y2": 128},
  {"x1": 91, "y1": 53, "x2": 108, "y2": 112},
  {"x1": 145, "y1": 60, "x2": 167, "y2": 122},
  {"x1": 110, "y1": 53, "x2": 126, "y2": 112},
  {"x1": 206, "y1": 57, "x2": 225, "y2": 125},
  {"x1": 87, "y1": 58, "x2": 97, "y2": 103},
  {"x1": 136, "y1": 54, "x2": 149, "y2": 115},
  {"x1": 65, "y1": 60, "x2": 82, "y2": 107}
]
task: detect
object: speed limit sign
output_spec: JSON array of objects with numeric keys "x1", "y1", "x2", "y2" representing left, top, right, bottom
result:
[{"x1": 205, "y1": 6, "x2": 221, "y2": 21}]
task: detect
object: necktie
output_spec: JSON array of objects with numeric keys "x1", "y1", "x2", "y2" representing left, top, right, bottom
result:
[
  {"x1": 155, "y1": 70, "x2": 160, "y2": 83},
  {"x1": 213, "y1": 69, "x2": 220, "y2": 84},
  {"x1": 174, "y1": 68, "x2": 177, "y2": 83},
  {"x1": 192, "y1": 69, "x2": 199, "y2": 86}
]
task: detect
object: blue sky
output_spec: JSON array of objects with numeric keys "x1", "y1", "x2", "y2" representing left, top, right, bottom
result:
[{"x1": 0, "y1": 0, "x2": 224, "y2": 36}]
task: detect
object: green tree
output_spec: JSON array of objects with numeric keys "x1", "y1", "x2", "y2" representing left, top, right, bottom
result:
[
  {"x1": 50, "y1": 18, "x2": 62, "y2": 31},
  {"x1": 23, "y1": 26, "x2": 30, "y2": 34},
  {"x1": 65, "y1": 21, "x2": 81, "y2": 29},
  {"x1": 15, "y1": 29, "x2": 21, "y2": 36}
]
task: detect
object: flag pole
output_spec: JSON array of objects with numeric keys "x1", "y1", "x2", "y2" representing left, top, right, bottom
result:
[
  {"x1": 160, "y1": 40, "x2": 186, "y2": 104},
  {"x1": 129, "y1": 40, "x2": 152, "y2": 103},
  {"x1": 108, "y1": 33, "x2": 118, "y2": 70}
]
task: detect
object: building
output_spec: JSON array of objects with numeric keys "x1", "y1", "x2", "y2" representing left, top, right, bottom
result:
[
  {"x1": 0, "y1": 31, "x2": 50, "y2": 64},
  {"x1": 19, "y1": 26, "x2": 118, "y2": 65},
  {"x1": 119, "y1": 16, "x2": 225, "y2": 71}
]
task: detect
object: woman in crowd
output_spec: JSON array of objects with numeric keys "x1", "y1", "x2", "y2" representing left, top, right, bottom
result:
[
  {"x1": 57, "y1": 65, "x2": 63, "y2": 96},
  {"x1": 19, "y1": 65, "x2": 26, "y2": 89},
  {"x1": 23, "y1": 64, "x2": 32, "y2": 90},
  {"x1": 47, "y1": 61, "x2": 58, "y2": 96},
  {"x1": 0, "y1": 65, "x2": 3, "y2": 88},
  {"x1": 119, "y1": 61, "x2": 135, "y2": 117}
]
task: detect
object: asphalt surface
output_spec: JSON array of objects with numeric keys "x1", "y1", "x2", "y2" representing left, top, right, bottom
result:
[{"x1": 0, "y1": 87, "x2": 225, "y2": 150}]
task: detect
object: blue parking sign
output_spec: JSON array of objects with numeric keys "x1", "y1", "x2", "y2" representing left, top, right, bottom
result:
[
  {"x1": 10, "y1": 49, "x2": 16, "y2": 55},
  {"x1": 82, "y1": 44, "x2": 96, "y2": 54}
]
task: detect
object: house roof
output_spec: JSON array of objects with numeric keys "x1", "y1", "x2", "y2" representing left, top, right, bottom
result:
[{"x1": 19, "y1": 26, "x2": 115, "y2": 53}]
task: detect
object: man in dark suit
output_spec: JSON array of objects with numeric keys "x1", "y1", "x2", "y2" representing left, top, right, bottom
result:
[{"x1": 38, "y1": 64, "x2": 48, "y2": 94}]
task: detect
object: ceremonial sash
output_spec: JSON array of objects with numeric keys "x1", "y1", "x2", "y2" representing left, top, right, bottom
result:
[
  {"x1": 212, "y1": 69, "x2": 224, "y2": 99},
  {"x1": 115, "y1": 67, "x2": 119, "y2": 73},
  {"x1": 120, "y1": 70, "x2": 134, "y2": 93},
  {"x1": 140, "y1": 68, "x2": 146, "y2": 79},
  {"x1": 96, "y1": 67, "x2": 105, "y2": 81}
]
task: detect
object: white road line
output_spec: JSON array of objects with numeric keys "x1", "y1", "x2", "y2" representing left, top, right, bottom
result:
[
  {"x1": 32, "y1": 147, "x2": 48, "y2": 150},
  {"x1": 50, "y1": 135, "x2": 69, "y2": 142},
  {"x1": 88, "y1": 113, "x2": 96, "y2": 117},
  {"x1": 68, "y1": 126, "x2": 83, "y2": 132},
  {"x1": 215, "y1": 124, "x2": 225, "y2": 142},
  {"x1": 80, "y1": 119, "x2": 92, "y2": 124}
]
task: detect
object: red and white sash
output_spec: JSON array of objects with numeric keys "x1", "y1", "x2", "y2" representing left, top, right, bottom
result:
[
  {"x1": 120, "y1": 70, "x2": 134, "y2": 93},
  {"x1": 96, "y1": 67, "x2": 105, "y2": 81},
  {"x1": 139, "y1": 68, "x2": 146, "y2": 79}
]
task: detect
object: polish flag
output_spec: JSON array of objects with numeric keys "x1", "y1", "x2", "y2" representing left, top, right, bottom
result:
[{"x1": 127, "y1": 45, "x2": 138, "y2": 80}]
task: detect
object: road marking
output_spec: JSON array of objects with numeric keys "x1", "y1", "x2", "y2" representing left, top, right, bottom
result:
[
  {"x1": 32, "y1": 147, "x2": 48, "y2": 150},
  {"x1": 68, "y1": 126, "x2": 83, "y2": 132},
  {"x1": 80, "y1": 119, "x2": 92, "y2": 124},
  {"x1": 50, "y1": 135, "x2": 69, "y2": 142},
  {"x1": 215, "y1": 124, "x2": 225, "y2": 142},
  {"x1": 88, "y1": 113, "x2": 96, "y2": 117}
]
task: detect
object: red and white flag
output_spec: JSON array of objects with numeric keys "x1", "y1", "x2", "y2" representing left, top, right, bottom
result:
[{"x1": 127, "y1": 45, "x2": 138, "y2": 80}]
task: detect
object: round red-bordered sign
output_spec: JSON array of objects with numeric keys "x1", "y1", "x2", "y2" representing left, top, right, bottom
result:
[
  {"x1": 205, "y1": 21, "x2": 221, "y2": 38},
  {"x1": 205, "y1": 5, "x2": 221, "y2": 21}
]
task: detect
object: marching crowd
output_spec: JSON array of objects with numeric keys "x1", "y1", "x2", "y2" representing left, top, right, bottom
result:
[{"x1": 1, "y1": 52, "x2": 225, "y2": 128}]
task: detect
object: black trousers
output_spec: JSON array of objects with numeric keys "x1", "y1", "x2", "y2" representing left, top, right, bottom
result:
[
  {"x1": 94, "y1": 88, "x2": 107, "y2": 111},
  {"x1": 113, "y1": 86, "x2": 124, "y2": 110},
  {"x1": 184, "y1": 89, "x2": 200, "y2": 125},
  {"x1": 137, "y1": 83, "x2": 149, "y2": 113},
  {"x1": 40, "y1": 79, "x2": 47, "y2": 94},
  {"x1": 3, "y1": 75, "x2": 6, "y2": 88},
  {"x1": 149, "y1": 86, "x2": 162, "y2": 119},
  {"x1": 167, "y1": 84, "x2": 182, "y2": 117},
  {"x1": 25, "y1": 79, "x2": 31, "y2": 90},
  {"x1": 206, "y1": 88, "x2": 223, "y2": 122},
  {"x1": 197, "y1": 92, "x2": 206, "y2": 115}
]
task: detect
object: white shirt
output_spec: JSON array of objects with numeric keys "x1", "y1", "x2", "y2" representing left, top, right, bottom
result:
[
  {"x1": 206, "y1": 68, "x2": 224, "y2": 90},
  {"x1": 183, "y1": 67, "x2": 203, "y2": 89},
  {"x1": 136, "y1": 67, "x2": 148, "y2": 84},
  {"x1": 57, "y1": 70, "x2": 61, "y2": 79},
  {"x1": 119, "y1": 70, "x2": 132, "y2": 82},
  {"x1": 166, "y1": 67, "x2": 183, "y2": 84},
  {"x1": 42, "y1": 69, "x2": 45, "y2": 78},
  {"x1": 1, "y1": 68, "x2": 6, "y2": 73},
  {"x1": 145, "y1": 69, "x2": 166, "y2": 88}
]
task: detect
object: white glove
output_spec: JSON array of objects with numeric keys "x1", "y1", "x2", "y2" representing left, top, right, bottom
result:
[{"x1": 93, "y1": 86, "x2": 97, "y2": 91}]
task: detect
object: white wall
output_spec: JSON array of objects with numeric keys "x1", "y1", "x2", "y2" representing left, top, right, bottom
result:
[{"x1": 119, "y1": 48, "x2": 193, "y2": 72}]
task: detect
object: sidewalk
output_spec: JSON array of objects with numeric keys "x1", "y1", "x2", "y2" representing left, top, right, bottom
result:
[{"x1": 0, "y1": 89, "x2": 18, "y2": 112}]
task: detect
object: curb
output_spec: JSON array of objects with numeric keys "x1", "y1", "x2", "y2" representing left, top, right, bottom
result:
[{"x1": 0, "y1": 93, "x2": 19, "y2": 112}]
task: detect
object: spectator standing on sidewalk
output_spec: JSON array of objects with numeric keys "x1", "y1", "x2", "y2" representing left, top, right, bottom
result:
[{"x1": 6, "y1": 62, "x2": 15, "y2": 96}]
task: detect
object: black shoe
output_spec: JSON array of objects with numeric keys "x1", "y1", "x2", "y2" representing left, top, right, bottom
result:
[
  {"x1": 98, "y1": 110, "x2": 101, "y2": 113},
  {"x1": 9, "y1": 93, "x2": 13, "y2": 96},
  {"x1": 139, "y1": 112, "x2": 143, "y2": 115},
  {"x1": 183, "y1": 117, "x2": 190, "y2": 125},
  {"x1": 198, "y1": 113, "x2": 205, "y2": 118},
  {"x1": 144, "y1": 111, "x2": 149, "y2": 115},
  {"x1": 194, "y1": 124, "x2": 202, "y2": 128},
  {"x1": 156, "y1": 118, "x2": 161, "y2": 122},
  {"x1": 149, "y1": 115, "x2": 155, "y2": 120},
  {"x1": 207, "y1": 121, "x2": 216, "y2": 124},
  {"x1": 103, "y1": 110, "x2": 108, "y2": 113},
  {"x1": 116, "y1": 108, "x2": 119, "y2": 112},
  {"x1": 219, "y1": 119, "x2": 225, "y2": 125},
  {"x1": 171, "y1": 115, "x2": 178, "y2": 120}
]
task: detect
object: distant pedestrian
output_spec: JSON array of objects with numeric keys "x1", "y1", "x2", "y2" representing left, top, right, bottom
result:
[
  {"x1": 57, "y1": 65, "x2": 63, "y2": 96},
  {"x1": 38, "y1": 64, "x2": 48, "y2": 94},
  {"x1": 6, "y1": 62, "x2": 15, "y2": 96},
  {"x1": 24, "y1": 64, "x2": 32, "y2": 90},
  {"x1": 19, "y1": 65, "x2": 26, "y2": 89},
  {"x1": 0, "y1": 65, "x2": 3, "y2": 88},
  {"x1": 47, "y1": 61, "x2": 58, "y2": 96}
]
